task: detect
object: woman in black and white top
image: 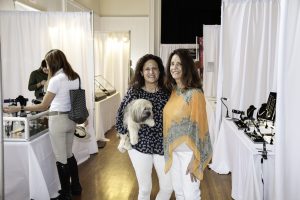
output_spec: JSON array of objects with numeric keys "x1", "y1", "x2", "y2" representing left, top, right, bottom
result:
[
  {"x1": 4, "y1": 49, "x2": 82, "y2": 200},
  {"x1": 116, "y1": 54, "x2": 173, "y2": 200}
]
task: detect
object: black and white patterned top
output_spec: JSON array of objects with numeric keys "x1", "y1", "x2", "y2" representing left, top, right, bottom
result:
[{"x1": 116, "y1": 87, "x2": 170, "y2": 155}]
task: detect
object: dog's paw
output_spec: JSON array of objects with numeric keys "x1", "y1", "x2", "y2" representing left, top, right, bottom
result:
[
  {"x1": 124, "y1": 134, "x2": 132, "y2": 150},
  {"x1": 144, "y1": 119, "x2": 155, "y2": 127},
  {"x1": 118, "y1": 145, "x2": 127, "y2": 153},
  {"x1": 118, "y1": 134, "x2": 130, "y2": 153},
  {"x1": 130, "y1": 134, "x2": 139, "y2": 145}
]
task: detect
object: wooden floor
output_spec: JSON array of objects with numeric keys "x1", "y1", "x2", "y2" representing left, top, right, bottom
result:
[{"x1": 73, "y1": 128, "x2": 233, "y2": 200}]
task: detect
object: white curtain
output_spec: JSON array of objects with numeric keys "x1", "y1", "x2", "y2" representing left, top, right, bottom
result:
[
  {"x1": 275, "y1": 0, "x2": 300, "y2": 199},
  {"x1": 0, "y1": 11, "x2": 98, "y2": 154},
  {"x1": 0, "y1": 11, "x2": 49, "y2": 100},
  {"x1": 203, "y1": 25, "x2": 220, "y2": 98},
  {"x1": 160, "y1": 44, "x2": 197, "y2": 66},
  {"x1": 214, "y1": 0, "x2": 279, "y2": 141},
  {"x1": 94, "y1": 31, "x2": 130, "y2": 99}
]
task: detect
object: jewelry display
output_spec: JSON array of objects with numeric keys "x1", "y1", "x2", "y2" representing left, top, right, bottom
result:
[{"x1": 3, "y1": 110, "x2": 49, "y2": 142}]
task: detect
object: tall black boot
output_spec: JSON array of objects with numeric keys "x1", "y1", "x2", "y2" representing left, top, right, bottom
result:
[
  {"x1": 68, "y1": 155, "x2": 82, "y2": 195},
  {"x1": 54, "y1": 162, "x2": 72, "y2": 200}
]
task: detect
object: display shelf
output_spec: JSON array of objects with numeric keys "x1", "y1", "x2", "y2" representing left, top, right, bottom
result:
[
  {"x1": 3, "y1": 110, "x2": 49, "y2": 142},
  {"x1": 95, "y1": 75, "x2": 116, "y2": 101}
]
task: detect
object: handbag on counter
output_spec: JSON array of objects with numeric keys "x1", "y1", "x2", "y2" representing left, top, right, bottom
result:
[{"x1": 68, "y1": 77, "x2": 89, "y2": 124}]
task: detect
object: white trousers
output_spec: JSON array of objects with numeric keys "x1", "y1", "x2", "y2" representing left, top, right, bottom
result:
[
  {"x1": 170, "y1": 145, "x2": 201, "y2": 200},
  {"x1": 49, "y1": 114, "x2": 76, "y2": 164},
  {"x1": 128, "y1": 149, "x2": 173, "y2": 200}
]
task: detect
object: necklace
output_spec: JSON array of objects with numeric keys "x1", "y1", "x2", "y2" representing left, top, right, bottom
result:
[{"x1": 142, "y1": 86, "x2": 158, "y2": 93}]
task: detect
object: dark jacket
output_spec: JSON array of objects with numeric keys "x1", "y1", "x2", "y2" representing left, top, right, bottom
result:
[{"x1": 28, "y1": 68, "x2": 48, "y2": 99}]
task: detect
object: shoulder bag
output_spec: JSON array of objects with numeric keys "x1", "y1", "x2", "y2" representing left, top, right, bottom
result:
[{"x1": 69, "y1": 77, "x2": 89, "y2": 124}]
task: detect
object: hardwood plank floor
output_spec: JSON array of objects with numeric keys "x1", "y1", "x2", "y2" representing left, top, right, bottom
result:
[{"x1": 73, "y1": 128, "x2": 233, "y2": 200}]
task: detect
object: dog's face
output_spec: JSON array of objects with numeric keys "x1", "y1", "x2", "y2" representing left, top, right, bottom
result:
[
  {"x1": 130, "y1": 99, "x2": 154, "y2": 123},
  {"x1": 123, "y1": 98, "x2": 155, "y2": 146}
]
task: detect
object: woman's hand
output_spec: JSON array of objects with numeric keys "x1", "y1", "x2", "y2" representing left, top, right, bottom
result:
[
  {"x1": 3, "y1": 106, "x2": 20, "y2": 113},
  {"x1": 186, "y1": 155, "x2": 198, "y2": 182}
]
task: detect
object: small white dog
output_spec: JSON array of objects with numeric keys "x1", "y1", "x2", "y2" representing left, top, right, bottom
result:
[{"x1": 118, "y1": 99, "x2": 155, "y2": 153}]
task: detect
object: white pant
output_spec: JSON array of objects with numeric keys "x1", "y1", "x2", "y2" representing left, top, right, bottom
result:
[
  {"x1": 170, "y1": 144, "x2": 201, "y2": 200},
  {"x1": 49, "y1": 114, "x2": 76, "y2": 164},
  {"x1": 128, "y1": 149, "x2": 173, "y2": 200}
]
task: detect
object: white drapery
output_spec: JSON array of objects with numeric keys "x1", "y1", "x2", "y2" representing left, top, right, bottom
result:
[
  {"x1": 214, "y1": 0, "x2": 300, "y2": 198},
  {"x1": 214, "y1": 0, "x2": 279, "y2": 143},
  {"x1": 0, "y1": 11, "x2": 98, "y2": 155},
  {"x1": 203, "y1": 25, "x2": 220, "y2": 98},
  {"x1": 219, "y1": 0, "x2": 278, "y2": 110},
  {"x1": 94, "y1": 31, "x2": 130, "y2": 99},
  {"x1": 275, "y1": 0, "x2": 300, "y2": 199},
  {"x1": 160, "y1": 44, "x2": 197, "y2": 66}
]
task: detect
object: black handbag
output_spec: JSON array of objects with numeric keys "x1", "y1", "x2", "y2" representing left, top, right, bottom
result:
[{"x1": 68, "y1": 77, "x2": 89, "y2": 124}]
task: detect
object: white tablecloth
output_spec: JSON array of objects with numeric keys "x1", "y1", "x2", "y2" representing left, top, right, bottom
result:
[
  {"x1": 72, "y1": 136, "x2": 92, "y2": 164},
  {"x1": 94, "y1": 92, "x2": 121, "y2": 141},
  {"x1": 4, "y1": 133, "x2": 60, "y2": 200},
  {"x1": 210, "y1": 119, "x2": 275, "y2": 200}
]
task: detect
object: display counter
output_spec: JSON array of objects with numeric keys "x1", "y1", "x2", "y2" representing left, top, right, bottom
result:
[
  {"x1": 4, "y1": 133, "x2": 60, "y2": 200},
  {"x1": 3, "y1": 110, "x2": 49, "y2": 142},
  {"x1": 3, "y1": 109, "x2": 94, "y2": 199},
  {"x1": 94, "y1": 92, "x2": 121, "y2": 141},
  {"x1": 210, "y1": 119, "x2": 275, "y2": 200}
]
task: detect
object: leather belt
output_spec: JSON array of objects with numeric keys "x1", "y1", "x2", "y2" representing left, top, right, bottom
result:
[{"x1": 48, "y1": 111, "x2": 69, "y2": 116}]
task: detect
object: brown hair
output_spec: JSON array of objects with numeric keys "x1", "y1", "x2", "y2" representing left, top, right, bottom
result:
[
  {"x1": 165, "y1": 48, "x2": 202, "y2": 91},
  {"x1": 130, "y1": 54, "x2": 166, "y2": 90},
  {"x1": 44, "y1": 49, "x2": 79, "y2": 80},
  {"x1": 40, "y1": 59, "x2": 47, "y2": 69}
]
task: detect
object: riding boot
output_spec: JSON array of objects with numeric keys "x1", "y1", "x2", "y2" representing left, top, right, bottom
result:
[
  {"x1": 53, "y1": 162, "x2": 72, "y2": 200},
  {"x1": 68, "y1": 155, "x2": 82, "y2": 195}
]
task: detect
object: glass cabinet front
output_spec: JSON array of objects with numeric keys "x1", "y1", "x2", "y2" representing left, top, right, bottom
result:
[
  {"x1": 3, "y1": 110, "x2": 49, "y2": 142},
  {"x1": 94, "y1": 75, "x2": 116, "y2": 102}
]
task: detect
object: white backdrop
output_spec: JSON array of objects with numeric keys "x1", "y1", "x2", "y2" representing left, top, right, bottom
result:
[
  {"x1": 96, "y1": 16, "x2": 149, "y2": 70},
  {"x1": 213, "y1": 0, "x2": 300, "y2": 198},
  {"x1": 275, "y1": 0, "x2": 300, "y2": 198},
  {"x1": 218, "y1": 0, "x2": 279, "y2": 111},
  {"x1": 94, "y1": 31, "x2": 130, "y2": 99},
  {"x1": 203, "y1": 25, "x2": 220, "y2": 98},
  {"x1": 214, "y1": 0, "x2": 279, "y2": 141},
  {"x1": 0, "y1": 11, "x2": 98, "y2": 155}
]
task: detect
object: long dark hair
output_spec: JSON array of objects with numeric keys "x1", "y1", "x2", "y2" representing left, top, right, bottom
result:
[
  {"x1": 45, "y1": 49, "x2": 79, "y2": 80},
  {"x1": 130, "y1": 54, "x2": 166, "y2": 90},
  {"x1": 165, "y1": 48, "x2": 202, "y2": 91}
]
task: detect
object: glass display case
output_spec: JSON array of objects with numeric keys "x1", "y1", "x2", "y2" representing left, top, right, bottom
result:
[
  {"x1": 3, "y1": 110, "x2": 49, "y2": 142},
  {"x1": 94, "y1": 75, "x2": 116, "y2": 102},
  {"x1": 94, "y1": 84, "x2": 107, "y2": 102}
]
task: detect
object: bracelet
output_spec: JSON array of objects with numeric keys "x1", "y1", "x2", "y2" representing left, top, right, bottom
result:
[{"x1": 21, "y1": 105, "x2": 25, "y2": 112}]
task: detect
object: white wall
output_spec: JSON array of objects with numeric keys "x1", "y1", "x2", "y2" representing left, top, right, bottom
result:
[
  {"x1": 0, "y1": 0, "x2": 14, "y2": 10},
  {"x1": 0, "y1": 0, "x2": 149, "y2": 15},
  {"x1": 74, "y1": 0, "x2": 99, "y2": 13},
  {"x1": 95, "y1": 16, "x2": 149, "y2": 69},
  {"x1": 0, "y1": 0, "x2": 62, "y2": 11},
  {"x1": 0, "y1": 0, "x2": 153, "y2": 68},
  {"x1": 99, "y1": 0, "x2": 149, "y2": 16}
]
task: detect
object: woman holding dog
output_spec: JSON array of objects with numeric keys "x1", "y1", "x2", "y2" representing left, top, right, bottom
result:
[
  {"x1": 116, "y1": 54, "x2": 173, "y2": 200},
  {"x1": 163, "y1": 48, "x2": 212, "y2": 200}
]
